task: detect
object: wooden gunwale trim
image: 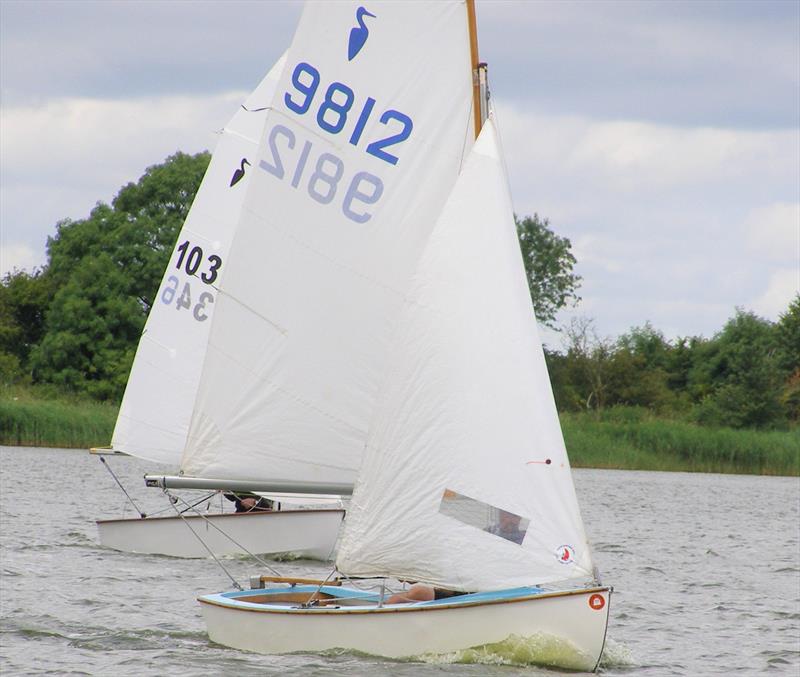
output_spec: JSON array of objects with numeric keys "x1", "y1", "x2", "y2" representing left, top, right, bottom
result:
[
  {"x1": 96, "y1": 508, "x2": 345, "y2": 525},
  {"x1": 258, "y1": 576, "x2": 342, "y2": 587},
  {"x1": 198, "y1": 585, "x2": 612, "y2": 616}
]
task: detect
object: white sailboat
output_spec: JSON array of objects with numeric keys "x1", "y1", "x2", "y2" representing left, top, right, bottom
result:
[
  {"x1": 96, "y1": 54, "x2": 344, "y2": 560},
  {"x1": 197, "y1": 0, "x2": 610, "y2": 671}
]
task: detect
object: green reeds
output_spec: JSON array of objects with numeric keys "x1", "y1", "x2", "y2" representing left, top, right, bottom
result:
[
  {"x1": 0, "y1": 387, "x2": 117, "y2": 448},
  {"x1": 562, "y1": 407, "x2": 800, "y2": 476}
]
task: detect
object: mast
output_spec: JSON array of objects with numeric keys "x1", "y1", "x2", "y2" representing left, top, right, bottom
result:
[{"x1": 466, "y1": 0, "x2": 488, "y2": 138}]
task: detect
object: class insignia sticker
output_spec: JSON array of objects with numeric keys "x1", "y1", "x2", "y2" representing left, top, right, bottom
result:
[
  {"x1": 556, "y1": 544, "x2": 575, "y2": 564},
  {"x1": 348, "y1": 6, "x2": 376, "y2": 61}
]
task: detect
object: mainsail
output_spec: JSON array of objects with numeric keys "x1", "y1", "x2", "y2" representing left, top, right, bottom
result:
[
  {"x1": 336, "y1": 115, "x2": 595, "y2": 589},
  {"x1": 181, "y1": 1, "x2": 475, "y2": 489},
  {"x1": 110, "y1": 56, "x2": 286, "y2": 465}
]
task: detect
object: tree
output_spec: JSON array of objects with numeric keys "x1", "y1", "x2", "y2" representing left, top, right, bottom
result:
[
  {"x1": 30, "y1": 151, "x2": 210, "y2": 400},
  {"x1": 774, "y1": 295, "x2": 800, "y2": 421},
  {"x1": 0, "y1": 268, "x2": 53, "y2": 384},
  {"x1": 557, "y1": 317, "x2": 614, "y2": 410},
  {"x1": 775, "y1": 295, "x2": 800, "y2": 374},
  {"x1": 692, "y1": 309, "x2": 784, "y2": 429},
  {"x1": 515, "y1": 214, "x2": 581, "y2": 328}
]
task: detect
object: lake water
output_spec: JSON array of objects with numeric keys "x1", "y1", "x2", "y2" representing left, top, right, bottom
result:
[{"x1": 1, "y1": 446, "x2": 798, "y2": 676}]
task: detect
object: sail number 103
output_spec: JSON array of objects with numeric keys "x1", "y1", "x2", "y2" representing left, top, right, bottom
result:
[{"x1": 160, "y1": 240, "x2": 223, "y2": 322}]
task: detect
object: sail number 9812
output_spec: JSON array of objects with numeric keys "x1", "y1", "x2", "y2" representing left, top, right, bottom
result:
[{"x1": 285, "y1": 61, "x2": 413, "y2": 166}]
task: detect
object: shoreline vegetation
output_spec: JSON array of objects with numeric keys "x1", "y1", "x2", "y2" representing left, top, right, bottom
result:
[
  {"x1": 1, "y1": 389, "x2": 797, "y2": 477},
  {"x1": 0, "y1": 388, "x2": 117, "y2": 450}
]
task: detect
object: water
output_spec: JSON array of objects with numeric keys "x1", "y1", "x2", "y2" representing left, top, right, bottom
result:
[{"x1": 1, "y1": 446, "x2": 798, "y2": 676}]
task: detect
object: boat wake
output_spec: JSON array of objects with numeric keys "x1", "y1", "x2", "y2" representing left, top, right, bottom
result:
[
  {"x1": 597, "y1": 638, "x2": 636, "y2": 669},
  {"x1": 411, "y1": 634, "x2": 636, "y2": 672},
  {"x1": 414, "y1": 633, "x2": 597, "y2": 671}
]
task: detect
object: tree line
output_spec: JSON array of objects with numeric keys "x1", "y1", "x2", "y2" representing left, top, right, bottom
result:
[
  {"x1": 546, "y1": 308, "x2": 798, "y2": 430},
  {"x1": 1, "y1": 151, "x2": 797, "y2": 431}
]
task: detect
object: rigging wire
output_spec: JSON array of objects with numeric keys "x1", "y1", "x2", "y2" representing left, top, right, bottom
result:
[
  {"x1": 164, "y1": 489, "x2": 283, "y2": 578},
  {"x1": 163, "y1": 491, "x2": 243, "y2": 590},
  {"x1": 98, "y1": 456, "x2": 146, "y2": 518}
]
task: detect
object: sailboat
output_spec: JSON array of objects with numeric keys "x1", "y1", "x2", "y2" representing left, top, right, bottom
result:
[
  {"x1": 95, "y1": 53, "x2": 344, "y2": 560},
  {"x1": 196, "y1": 0, "x2": 610, "y2": 671}
]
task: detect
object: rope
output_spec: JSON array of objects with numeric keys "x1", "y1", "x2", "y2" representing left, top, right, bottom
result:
[{"x1": 98, "y1": 456, "x2": 146, "y2": 518}]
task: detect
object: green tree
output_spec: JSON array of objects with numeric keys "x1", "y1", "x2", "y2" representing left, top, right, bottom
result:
[
  {"x1": 555, "y1": 317, "x2": 615, "y2": 410},
  {"x1": 516, "y1": 214, "x2": 581, "y2": 328},
  {"x1": 774, "y1": 295, "x2": 800, "y2": 421},
  {"x1": 692, "y1": 309, "x2": 785, "y2": 429},
  {"x1": 774, "y1": 295, "x2": 800, "y2": 374},
  {"x1": 606, "y1": 324, "x2": 675, "y2": 412},
  {"x1": 0, "y1": 268, "x2": 53, "y2": 384},
  {"x1": 30, "y1": 151, "x2": 210, "y2": 400}
]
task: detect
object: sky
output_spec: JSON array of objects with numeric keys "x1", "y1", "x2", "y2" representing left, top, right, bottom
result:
[{"x1": 1, "y1": 0, "x2": 798, "y2": 348}]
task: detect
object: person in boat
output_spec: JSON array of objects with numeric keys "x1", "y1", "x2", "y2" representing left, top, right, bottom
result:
[
  {"x1": 223, "y1": 492, "x2": 275, "y2": 513},
  {"x1": 488, "y1": 509, "x2": 526, "y2": 544},
  {"x1": 385, "y1": 584, "x2": 467, "y2": 604}
]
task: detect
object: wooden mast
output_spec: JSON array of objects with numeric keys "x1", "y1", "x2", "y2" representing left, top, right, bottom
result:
[{"x1": 466, "y1": 0, "x2": 482, "y2": 139}]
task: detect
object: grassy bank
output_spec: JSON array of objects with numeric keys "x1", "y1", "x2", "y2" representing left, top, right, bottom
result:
[
  {"x1": 0, "y1": 387, "x2": 117, "y2": 448},
  {"x1": 1, "y1": 390, "x2": 797, "y2": 476},
  {"x1": 563, "y1": 408, "x2": 799, "y2": 476}
]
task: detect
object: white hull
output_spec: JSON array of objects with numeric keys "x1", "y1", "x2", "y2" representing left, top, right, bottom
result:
[
  {"x1": 97, "y1": 509, "x2": 344, "y2": 560},
  {"x1": 199, "y1": 585, "x2": 611, "y2": 671}
]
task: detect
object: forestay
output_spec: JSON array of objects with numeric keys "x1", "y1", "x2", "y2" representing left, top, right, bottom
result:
[
  {"x1": 110, "y1": 56, "x2": 287, "y2": 465},
  {"x1": 336, "y1": 116, "x2": 595, "y2": 590},
  {"x1": 182, "y1": 2, "x2": 474, "y2": 487}
]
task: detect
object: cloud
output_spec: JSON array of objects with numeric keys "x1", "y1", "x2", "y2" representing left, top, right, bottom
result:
[
  {"x1": 493, "y1": 100, "x2": 800, "y2": 337},
  {"x1": 750, "y1": 268, "x2": 800, "y2": 319},
  {"x1": 0, "y1": 243, "x2": 45, "y2": 276},
  {"x1": 1, "y1": 91, "x2": 248, "y2": 276},
  {"x1": 744, "y1": 202, "x2": 800, "y2": 263},
  {"x1": 478, "y1": 0, "x2": 799, "y2": 128}
]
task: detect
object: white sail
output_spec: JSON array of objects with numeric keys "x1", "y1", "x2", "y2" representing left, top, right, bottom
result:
[
  {"x1": 110, "y1": 55, "x2": 287, "y2": 464},
  {"x1": 336, "y1": 115, "x2": 595, "y2": 589},
  {"x1": 182, "y1": 1, "x2": 475, "y2": 488}
]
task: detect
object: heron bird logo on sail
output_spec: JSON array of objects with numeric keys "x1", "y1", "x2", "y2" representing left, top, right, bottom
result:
[
  {"x1": 229, "y1": 158, "x2": 250, "y2": 187},
  {"x1": 348, "y1": 6, "x2": 376, "y2": 61}
]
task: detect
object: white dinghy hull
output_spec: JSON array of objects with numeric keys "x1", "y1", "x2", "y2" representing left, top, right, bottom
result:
[
  {"x1": 97, "y1": 509, "x2": 344, "y2": 559},
  {"x1": 199, "y1": 585, "x2": 611, "y2": 671}
]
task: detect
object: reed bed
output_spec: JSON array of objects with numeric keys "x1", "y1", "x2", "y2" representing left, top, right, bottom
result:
[
  {"x1": 2, "y1": 391, "x2": 797, "y2": 476},
  {"x1": 0, "y1": 389, "x2": 116, "y2": 448},
  {"x1": 562, "y1": 408, "x2": 799, "y2": 476}
]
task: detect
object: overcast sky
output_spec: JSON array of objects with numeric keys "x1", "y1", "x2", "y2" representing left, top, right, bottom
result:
[{"x1": 1, "y1": 0, "x2": 798, "y2": 347}]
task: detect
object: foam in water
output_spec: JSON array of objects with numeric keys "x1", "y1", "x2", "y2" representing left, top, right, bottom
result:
[
  {"x1": 598, "y1": 638, "x2": 637, "y2": 669},
  {"x1": 414, "y1": 633, "x2": 596, "y2": 671}
]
